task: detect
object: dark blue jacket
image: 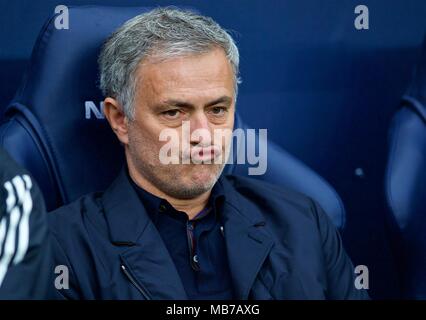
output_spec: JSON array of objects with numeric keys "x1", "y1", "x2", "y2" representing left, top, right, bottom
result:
[{"x1": 48, "y1": 169, "x2": 368, "y2": 300}]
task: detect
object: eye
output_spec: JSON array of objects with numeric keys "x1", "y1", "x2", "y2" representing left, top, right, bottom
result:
[
  {"x1": 210, "y1": 106, "x2": 227, "y2": 116},
  {"x1": 162, "y1": 109, "x2": 181, "y2": 119}
]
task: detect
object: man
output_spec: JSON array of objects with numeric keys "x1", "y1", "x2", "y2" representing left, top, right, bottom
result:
[
  {"x1": 48, "y1": 7, "x2": 368, "y2": 300},
  {"x1": 0, "y1": 148, "x2": 51, "y2": 299}
]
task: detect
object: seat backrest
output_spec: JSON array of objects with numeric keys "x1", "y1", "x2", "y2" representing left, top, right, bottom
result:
[
  {"x1": 0, "y1": 6, "x2": 345, "y2": 228},
  {"x1": 385, "y1": 37, "x2": 426, "y2": 299}
]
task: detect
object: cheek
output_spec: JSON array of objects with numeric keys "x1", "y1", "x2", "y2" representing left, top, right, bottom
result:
[{"x1": 129, "y1": 122, "x2": 162, "y2": 153}]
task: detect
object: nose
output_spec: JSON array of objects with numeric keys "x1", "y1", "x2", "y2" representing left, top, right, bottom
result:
[{"x1": 189, "y1": 111, "x2": 211, "y2": 146}]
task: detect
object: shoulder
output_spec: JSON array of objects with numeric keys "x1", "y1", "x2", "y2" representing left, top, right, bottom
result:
[
  {"x1": 48, "y1": 191, "x2": 103, "y2": 237},
  {"x1": 0, "y1": 149, "x2": 36, "y2": 204},
  {"x1": 0, "y1": 148, "x2": 46, "y2": 220},
  {"x1": 222, "y1": 174, "x2": 332, "y2": 232},
  {"x1": 224, "y1": 174, "x2": 315, "y2": 207},
  {"x1": 0, "y1": 148, "x2": 29, "y2": 179},
  {"x1": 223, "y1": 174, "x2": 319, "y2": 215}
]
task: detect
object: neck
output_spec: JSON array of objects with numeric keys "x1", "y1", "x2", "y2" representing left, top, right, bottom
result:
[{"x1": 127, "y1": 163, "x2": 211, "y2": 220}]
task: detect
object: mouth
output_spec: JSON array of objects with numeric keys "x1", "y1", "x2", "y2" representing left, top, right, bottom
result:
[{"x1": 190, "y1": 145, "x2": 222, "y2": 163}]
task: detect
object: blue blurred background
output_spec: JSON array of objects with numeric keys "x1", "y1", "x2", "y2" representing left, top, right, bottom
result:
[{"x1": 1, "y1": 0, "x2": 425, "y2": 299}]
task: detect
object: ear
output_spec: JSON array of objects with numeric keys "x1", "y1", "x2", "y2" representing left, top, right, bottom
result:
[{"x1": 103, "y1": 97, "x2": 129, "y2": 145}]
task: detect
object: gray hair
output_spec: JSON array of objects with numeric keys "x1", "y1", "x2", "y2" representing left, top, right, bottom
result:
[{"x1": 98, "y1": 7, "x2": 241, "y2": 120}]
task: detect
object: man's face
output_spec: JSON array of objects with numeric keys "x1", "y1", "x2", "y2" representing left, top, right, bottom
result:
[{"x1": 126, "y1": 48, "x2": 235, "y2": 199}]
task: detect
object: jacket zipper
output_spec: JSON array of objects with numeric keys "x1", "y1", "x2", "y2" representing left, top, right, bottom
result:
[{"x1": 121, "y1": 264, "x2": 152, "y2": 300}]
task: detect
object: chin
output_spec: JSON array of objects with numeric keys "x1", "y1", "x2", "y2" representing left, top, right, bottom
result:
[{"x1": 186, "y1": 166, "x2": 220, "y2": 186}]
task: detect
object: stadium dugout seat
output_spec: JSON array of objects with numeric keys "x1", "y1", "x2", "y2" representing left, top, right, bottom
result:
[
  {"x1": 385, "y1": 37, "x2": 426, "y2": 299},
  {"x1": 0, "y1": 6, "x2": 346, "y2": 228}
]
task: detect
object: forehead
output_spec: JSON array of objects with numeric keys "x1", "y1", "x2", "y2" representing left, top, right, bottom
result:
[{"x1": 136, "y1": 48, "x2": 235, "y2": 102}]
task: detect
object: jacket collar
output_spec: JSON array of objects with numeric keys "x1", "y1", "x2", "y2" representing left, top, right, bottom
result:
[
  {"x1": 102, "y1": 167, "x2": 151, "y2": 245},
  {"x1": 102, "y1": 168, "x2": 275, "y2": 300},
  {"x1": 219, "y1": 176, "x2": 275, "y2": 299},
  {"x1": 102, "y1": 168, "x2": 187, "y2": 299}
]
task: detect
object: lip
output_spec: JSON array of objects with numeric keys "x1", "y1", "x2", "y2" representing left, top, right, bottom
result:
[{"x1": 190, "y1": 145, "x2": 222, "y2": 163}]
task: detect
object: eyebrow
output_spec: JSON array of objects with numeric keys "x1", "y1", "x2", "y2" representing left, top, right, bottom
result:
[{"x1": 155, "y1": 96, "x2": 233, "y2": 110}]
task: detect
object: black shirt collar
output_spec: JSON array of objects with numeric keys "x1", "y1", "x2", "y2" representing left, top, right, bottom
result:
[{"x1": 126, "y1": 170, "x2": 226, "y2": 223}]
